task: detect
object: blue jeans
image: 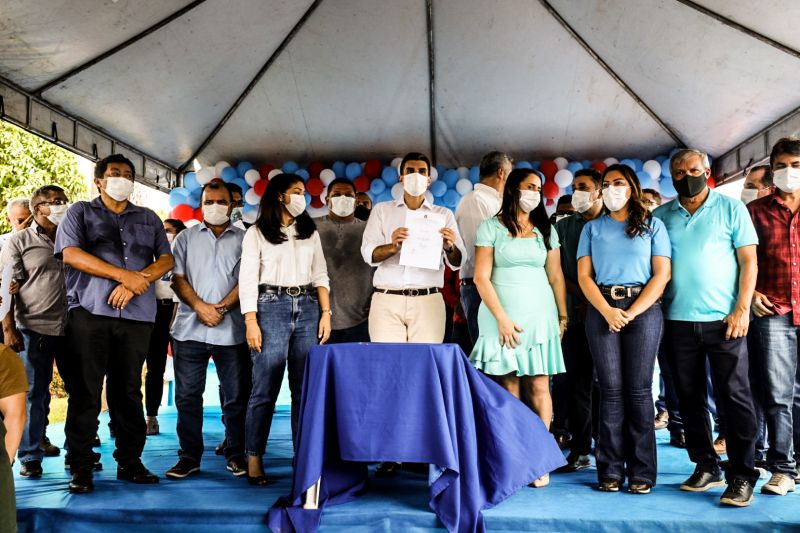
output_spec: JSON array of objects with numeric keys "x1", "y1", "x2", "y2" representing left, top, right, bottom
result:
[
  {"x1": 17, "y1": 329, "x2": 61, "y2": 464},
  {"x1": 585, "y1": 298, "x2": 663, "y2": 485},
  {"x1": 459, "y1": 282, "x2": 481, "y2": 346},
  {"x1": 173, "y1": 340, "x2": 250, "y2": 463},
  {"x1": 655, "y1": 339, "x2": 683, "y2": 435},
  {"x1": 246, "y1": 292, "x2": 319, "y2": 456},
  {"x1": 753, "y1": 314, "x2": 799, "y2": 474}
]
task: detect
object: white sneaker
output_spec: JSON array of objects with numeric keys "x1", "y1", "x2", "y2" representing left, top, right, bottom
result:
[{"x1": 761, "y1": 473, "x2": 796, "y2": 496}]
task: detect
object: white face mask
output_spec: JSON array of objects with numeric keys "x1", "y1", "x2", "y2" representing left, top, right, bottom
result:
[
  {"x1": 230, "y1": 207, "x2": 243, "y2": 223},
  {"x1": 285, "y1": 193, "x2": 306, "y2": 217},
  {"x1": 740, "y1": 188, "x2": 760, "y2": 204},
  {"x1": 602, "y1": 186, "x2": 629, "y2": 212},
  {"x1": 45, "y1": 204, "x2": 69, "y2": 226},
  {"x1": 329, "y1": 195, "x2": 356, "y2": 217},
  {"x1": 202, "y1": 204, "x2": 230, "y2": 226},
  {"x1": 518, "y1": 190, "x2": 541, "y2": 213},
  {"x1": 103, "y1": 177, "x2": 134, "y2": 202},
  {"x1": 772, "y1": 167, "x2": 800, "y2": 193},
  {"x1": 402, "y1": 172, "x2": 429, "y2": 197},
  {"x1": 571, "y1": 190, "x2": 597, "y2": 213}
]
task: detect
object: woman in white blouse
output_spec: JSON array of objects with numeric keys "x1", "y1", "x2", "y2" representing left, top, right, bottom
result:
[{"x1": 239, "y1": 173, "x2": 331, "y2": 484}]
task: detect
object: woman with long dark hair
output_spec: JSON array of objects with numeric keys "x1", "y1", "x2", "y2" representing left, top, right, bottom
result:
[
  {"x1": 239, "y1": 173, "x2": 331, "y2": 484},
  {"x1": 577, "y1": 164, "x2": 671, "y2": 494},
  {"x1": 470, "y1": 168, "x2": 568, "y2": 488}
]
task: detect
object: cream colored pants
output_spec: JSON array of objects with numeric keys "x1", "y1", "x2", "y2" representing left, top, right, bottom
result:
[{"x1": 368, "y1": 291, "x2": 446, "y2": 343}]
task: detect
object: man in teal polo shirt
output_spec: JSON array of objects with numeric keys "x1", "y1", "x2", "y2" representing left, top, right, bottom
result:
[{"x1": 654, "y1": 148, "x2": 759, "y2": 507}]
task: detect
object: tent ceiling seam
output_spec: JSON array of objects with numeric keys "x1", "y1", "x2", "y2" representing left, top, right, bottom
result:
[
  {"x1": 537, "y1": 0, "x2": 685, "y2": 149},
  {"x1": 34, "y1": 0, "x2": 209, "y2": 95}
]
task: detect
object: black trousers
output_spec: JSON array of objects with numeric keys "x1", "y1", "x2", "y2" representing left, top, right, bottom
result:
[
  {"x1": 145, "y1": 301, "x2": 175, "y2": 416},
  {"x1": 64, "y1": 307, "x2": 153, "y2": 469},
  {"x1": 561, "y1": 321, "x2": 595, "y2": 455},
  {"x1": 664, "y1": 320, "x2": 759, "y2": 484}
]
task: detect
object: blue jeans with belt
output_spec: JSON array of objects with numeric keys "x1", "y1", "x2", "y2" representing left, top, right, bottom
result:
[
  {"x1": 17, "y1": 329, "x2": 60, "y2": 464},
  {"x1": 245, "y1": 292, "x2": 319, "y2": 457},
  {"x1": 586, "y1": 297, "x2": 663, "y2": 485}
]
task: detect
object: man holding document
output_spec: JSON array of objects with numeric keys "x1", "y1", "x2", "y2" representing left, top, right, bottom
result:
[{"x1": 361, "y1": 152, "x2": 466, "y2": 344}]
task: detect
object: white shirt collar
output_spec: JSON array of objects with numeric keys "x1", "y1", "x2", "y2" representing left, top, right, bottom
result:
[{"x1": 473, "y1": 183, "x2": 501, "y2": 200}]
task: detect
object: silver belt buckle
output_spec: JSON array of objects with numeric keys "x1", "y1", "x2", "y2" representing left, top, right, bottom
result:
[
  {"x1": 408, "y1": 289, "x2": 420, "y2": 297},
  {"x1": 611, "y1": 285, "x2": 627, "y2": 300},
  {"x1": 286, "y1": 286, "x2": 302, "y2": 297}
]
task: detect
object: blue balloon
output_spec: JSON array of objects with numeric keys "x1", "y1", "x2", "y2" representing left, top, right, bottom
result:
[
  {"x1": 370, "y1": 179, "x2": 386, "y2": 195},
  {"x1": 376, "y1": 191, "x2": 393, "y2": 204},
  {"x1": 168, "y1": 187, "x2": 190, "y2": 208},
  {"x1": 656, "y1": 155, "x2": 668, "y2": 164},
  {"x1": 620, "y1": 159, "x2": 636, "y2": 170},
  {"x1": 565, "y1": 185, "x2": 574, "y2": 195},
  {"x1": 236, "y1": 161, "x2": 253, "y2": 178},
  {"x1": 381, "y1": 166, "x2": 399, "y2": 185},
  {"x1": 231, "y1": 178, "x2": 248, "y2": 194},
  {"x1": 515, "y1": 161, "x2": 532, "y2": 169},
  {"x1": 220, "y1": 166, "x2": 238, "y2": 183},
  {"x1": 581, "y1": 160, "x2": 592, "y2": 169},
  {"x1": 296, "y1": 169, "x2": 309, "y2": 181},
  {"x1": 304, "y1": 192, "x2": 312, "y2": 205},
  {"x1": 187, "y1": 188, "x2": 202, "y2": 209},
  {"x1": 443, "y1": 190, "x2": 460, "y2": 209},
  {"x1": 183, "y1": 172, "x2": 199, "y2": 191},
  {"x1": 566, "y1": 161, "x2": 583, "y2": 174},
  {"x1": 636, "y1": 171, "x2": 652, "y2": 188},
  {"x1": 661, "y1": 159, "x2": 672, "y2": 178},
  {"x1": 442, "y1": 169, "x2": 459, "y2": 188},
  {"x1": 669, "y1": 147, "x2": 682, "y2": 158},
  {"x1": 660, "y1": 177, "x2": 678, "y2": 197},
  {"x1": 345, "y1": 162, "x2": 362, "y2": 180},
  {"x1": 632, "y1": 159, "x2": 643, "y2": 172},
  {"x1": 433, "y1": 196, "x2": 446, "y2": 207},
  {"x1": 435, "y1": 165, "x2": 446, "y2": 179},
  {"x1": 468, "y1": 166, "x2": 480, "y2": 183},
  {"x1": 332, "y1": 161, "x2": 346, "y2": 178},
  {"x1": 282, "y1": 160, "x2": 300, "y2": 174},
  {"x1": 530, "y1": 161, "x2": 541, "y2": 171},
  {"x1": 243, "y1": 202, "x2": 259, "y2": 213},
  {"x1": 430, "y1": 180, "x2": 448, "y2": 198}
]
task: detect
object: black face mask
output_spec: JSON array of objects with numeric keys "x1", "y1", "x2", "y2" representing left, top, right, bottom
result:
[
  {"x1": 673, "y1": 173, "x2": 707, "y2": 198},
  {"x1": 354, "y1": 205, "x2": 371, "y2": 221}
]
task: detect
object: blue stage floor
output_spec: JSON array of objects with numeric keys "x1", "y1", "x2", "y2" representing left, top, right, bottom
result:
[{"x1": 14, "y1": 407, "x2": 800, "y2": 532}]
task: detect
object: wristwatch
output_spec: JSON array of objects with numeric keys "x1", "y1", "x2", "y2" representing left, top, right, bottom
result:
[
  {"x1": 217, "y1": 306, "x2": 228, "y2": 316},
  {"x1": 321, "y1": 308, "x2": 333, "y2": 316}
]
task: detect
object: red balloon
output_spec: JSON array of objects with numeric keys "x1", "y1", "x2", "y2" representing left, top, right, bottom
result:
[
  {"x1": 364, "y1": 159, "x2": 382, "y2": 179},
  {"x1": 546, "y1": 198, "x2": 554, "y2": 206},
  {"x1": 172, "y1": 204, "x2": 194, "y2": 222},
  {"x1": 210, "y1": 177, "x2": 224, "y2": 184},
  {"x1": 591, "y1": 162, "x2": 607, "y2": 173},
  {"x1": 307, "y1": 161, "x2": 325, "y2": 180},
  {"x1": 306, "y1": 177, "x2": 324, "y2": 196},
  {"x1": 540, "y1": 160, "x2": 558, "y2": 181},
  {"x1": 193, "y1": 208, "x2": 203, "y2": 221},
  {"x1": 354, "y1": 176, "x2": 370, "y2": 193},
  {"x1": 310, "y1": 196, "x2": 324, "y2": 209},
  {"x1": 254, "y1": 179, "x2": 268, "y2": 196},
  {"x1": 542, "y1": 181, "x2": 559, "y2": 199},
  {"x1": 258, "y1": 163, "x2": 274, "y2": 179},
  {"x1": 707, "y1": 176, "x2": 716, "y2": 189}
]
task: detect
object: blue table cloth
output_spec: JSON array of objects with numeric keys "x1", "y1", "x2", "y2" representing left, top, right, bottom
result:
[{"x1": 267, "y1": 343, "x2": 566, "y2": 533}]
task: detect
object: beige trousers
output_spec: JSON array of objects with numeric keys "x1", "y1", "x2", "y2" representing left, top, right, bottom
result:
[{"x1": 368, "y1": 291, "x2": 446, "y2": 343}]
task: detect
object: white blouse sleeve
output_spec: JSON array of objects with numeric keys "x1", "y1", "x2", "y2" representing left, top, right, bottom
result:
[
  {"x1": 239, "y1": 226, "x2": 261, "y2": 314},
  {"x1": 310, "y1": 231, "x2": 330, "y2": 291}
]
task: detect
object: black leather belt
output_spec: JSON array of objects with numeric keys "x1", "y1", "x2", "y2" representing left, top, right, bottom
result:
[
  {"x1": 460, "y1": 278, "x2": 475, "y2": 286},
  {"x1": 599, "y1": 285, "x2": 643, "y2": 300},
  {"x1": 376, "y1": 287, "x2": 440, "y2": 297},
  {"x1": 157, "y1": 299, "x2": 174, "y2": 305},
  {"x1": 258, "y1": 284, "x2": 314, "y2": 297}
]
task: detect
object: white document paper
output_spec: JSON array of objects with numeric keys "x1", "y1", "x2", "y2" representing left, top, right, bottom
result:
[
  {"x1": 0, "y1": 264, "x2": 12, "y2": 322},
  {"x1": 399, "y1": 210, "x2": 446, "y2": 270}
]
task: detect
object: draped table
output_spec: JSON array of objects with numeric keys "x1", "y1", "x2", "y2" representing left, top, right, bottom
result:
[{"x1": 268, "y1": 343, "x2": 565, "y2": 533}]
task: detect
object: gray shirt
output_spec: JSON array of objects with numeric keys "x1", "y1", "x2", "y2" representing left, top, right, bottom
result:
[
  {"x1": 314, "y1": 216, "x2": 373, "y2": 330},
  {"x1": 0, "y1": 222, "x2": 67, "y2": 336}
]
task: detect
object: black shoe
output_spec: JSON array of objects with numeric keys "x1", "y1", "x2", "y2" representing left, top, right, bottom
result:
[
  {"x1": 69, "y1": 468, "x2": 94, "y2": 494},
  {"x1": 166, "y1": 457, "x2": 200, "y2": 479},
  {"x1": 40, "y1": 436, "x2": 61, "y2": 457},
  {"x1": 680, "y1": 469, "x2": 725, "y2": 492},
  {"x1": 669, "y1": 432, "x2": 686, "y2": 448},
  {"x1": 246, "y1": 473, "x2": 269, "y2": 486},
  {"x1": 92, "y1": 435, "x2": 101, "y2": 447},
  {"x1": 597, "y1": 478, "x2": 621, "y2": 492},
  {"x1": 65, "y1": 452, "x2": 103, "y2": 472},
  {"x1": 20, "y1": 460, "x2": 43, "y2": 478},
  {"x1": 226, "y1": 457, "x2": 247, "y2": 477},
  {"x1": 554, "y1": 433, "x2": 572, "y2": 451},
  {"x1": 720, "y1": 478, "x2": 754, "y2": 507},
  {"x1": 375, "y1": 462, "x2": 401, "y2": 478},
  {"x1": 215, "y1": 438, "x2": 227, "y2": 456},
  {"x1": 555, "y1": 452, "x2": 591, "y2": 473},
  {"x1": 117, "y1": 462, "x2": 160, "y2": 484},
  {"x1": 628, "y1": 481, "x2": 652, "y2": 494}
]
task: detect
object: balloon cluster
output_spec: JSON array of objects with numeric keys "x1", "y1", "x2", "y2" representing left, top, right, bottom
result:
[{"x1": 168, "y1": 148, "x2": 716, "y2": 222}]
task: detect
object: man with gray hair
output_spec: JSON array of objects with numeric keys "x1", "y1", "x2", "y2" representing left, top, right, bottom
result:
[
  {"x1": 455, "y1": 151, "x2": 512, "y2": 347},
  {"x1": 741, "y1": 165, "x2": 774, "y2": 205},
  {"x1": 654, "y1": 148, "x2": 760, "y2": 506},
  {"x1": 0, "y1": 198, "x2": 32, "y2": 253}
]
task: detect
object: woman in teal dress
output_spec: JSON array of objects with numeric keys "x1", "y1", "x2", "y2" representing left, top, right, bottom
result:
[{"x1": 470, "y1": 168, "x2": 568, "y2": 487}]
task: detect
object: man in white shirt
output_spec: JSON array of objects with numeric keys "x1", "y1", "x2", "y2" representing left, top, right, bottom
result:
[
  {"x1": 455, "y1": 151, "x2": 510, "y2": 346},
  {"x1": 361, "y1": 152, "x2": 465, "y2": 344}
]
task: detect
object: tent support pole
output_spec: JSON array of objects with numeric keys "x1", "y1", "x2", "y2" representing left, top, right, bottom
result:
[{"x1": 426, "y1": 0, "x2": 437, "y2": 165}]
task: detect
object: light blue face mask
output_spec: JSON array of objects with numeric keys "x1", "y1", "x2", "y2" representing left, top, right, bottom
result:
[{"x1": 230, "y1": 207, "x2": 244, "y2": 222}]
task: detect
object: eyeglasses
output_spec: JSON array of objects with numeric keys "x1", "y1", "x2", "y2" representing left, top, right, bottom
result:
[{"x1": 36, "y1": 200, "x2": 68, "y2": 207}]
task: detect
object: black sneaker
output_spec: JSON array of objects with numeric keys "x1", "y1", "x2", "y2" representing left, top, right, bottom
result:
[
  {"x1": 226, "y1": 457, "x2": 247, "y2": 477},
  {"x1": 117, "y1": 462, "x2": 159, "y2": 484},
  {"x1": 20, "y1": 460, "x2": 43, "y2": 478},
  {"x1": 669, "y1": 432, "x2": 686, "y2": 448},
  {"x1": 215, "y1": 438, "x2": 227, "y2": 456},
  {"x1": 69, "y1": 467, "x2": 94, "y2": 494},
  {"x1": 555, "y1": 452, "x2": 591, "y2": 473},
  {"x1": 720, "y1": 478, "x2": 754, "y2": 507},
  {"x1": 680, "y1": 469, "x2": 725, "y2": 492},
  {"x1": 39, "y1": 436, "x2": 61, "y2": 457},
  {"x1": 166, "y1": 458, "x2": 200, "y2": 479}
]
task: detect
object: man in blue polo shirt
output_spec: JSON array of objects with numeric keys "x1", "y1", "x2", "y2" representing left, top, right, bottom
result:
[
  {"x1": 55, "y1": 154, "x2": 174, "y2": 493},
  {"x1": 654, "y1": 148, "x2": 759, "y2": 507}
]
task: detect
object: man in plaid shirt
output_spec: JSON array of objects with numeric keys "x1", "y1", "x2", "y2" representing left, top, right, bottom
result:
[{"x1": 747, "y1": 137, "x2": 800, "y2": 496}]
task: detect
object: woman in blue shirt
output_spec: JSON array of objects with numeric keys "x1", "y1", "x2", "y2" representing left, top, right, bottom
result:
[{"x1": 577, "y1": 164, "x2": 671, "y2": 494}]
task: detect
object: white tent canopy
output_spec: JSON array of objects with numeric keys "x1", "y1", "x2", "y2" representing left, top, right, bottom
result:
[{"x1": 2, "y1": 0, "x2": 800, "y2": 186}]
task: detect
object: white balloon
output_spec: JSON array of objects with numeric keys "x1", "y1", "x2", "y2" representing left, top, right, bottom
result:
[
  {"x1": 245, "y1": 188, "x2": 261, "y2": 205},
  {"x1": 643, "y1": 160, "x2": 662, "y2": 180},
  {"x1": 456, "y1": 166, "x2": 469, "y2": 180},
  {"x1": 391, "y1": 157, "x2": 403, "y2": 171},
  {"x1": 185, "y1": 219, "x2": 201, "y2": 227},
  {"x1": 214, "y1": 161, "x2": 231, "y2": 175},
  {"x1": 244, "y1": 168, "x2": 261, "y2": 186},
  {"x1": 554, "y1": 157, "x2": 568, "y2": 170},
  {"x1": 319, "y1": 169, "x2": 336, "y2": 185},
  {"x1": 554, "y1": 169, "x2": 574, "y2": 188},
  {"x1": 429, "y1": 167, "x2": 438, "y2": 181},
  {"x1": 268, "y1": 169, "x2": 282, "y2": 179},
  {"x1": 391, "y1": 183, "x2": 404, "y2": 200},
  {"x1": 425, "y1": 191, "x2": 434, "y2": 204},
  {"x1": 196, "y1": 167, "x2": 215, "y2": 185},
  {"x1": 455, "y1": 178, "x2": 473, "y2": 195},
  {"x1": 603, "y1": 157, "x2": 619, "y2": 167},
  {"x1": 242, "y1": 209, "x2": 258, "y2": 224}
]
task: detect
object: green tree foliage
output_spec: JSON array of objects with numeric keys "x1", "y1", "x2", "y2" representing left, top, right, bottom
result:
[{"x1": 0, "y1": 119, "x2": 88, "y2": 233}]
